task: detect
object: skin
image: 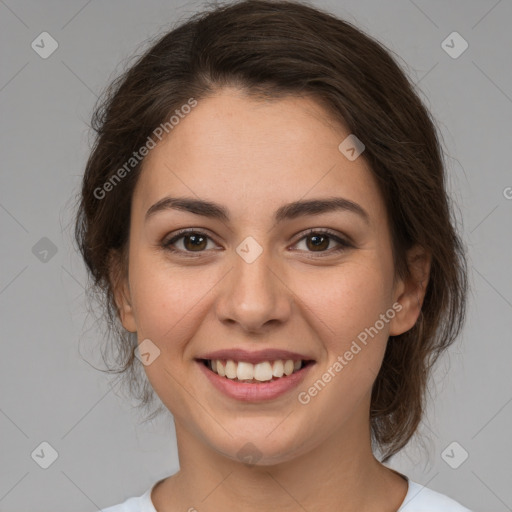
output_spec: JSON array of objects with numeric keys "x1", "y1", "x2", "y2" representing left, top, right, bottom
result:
[{"x1": 111, "y1": 87, "x2": 431, "y2": 512}]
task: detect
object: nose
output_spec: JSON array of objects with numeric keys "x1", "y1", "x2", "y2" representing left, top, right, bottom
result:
[{"x1": 215, "y1": 247, "x2": 292, "y2": 334}]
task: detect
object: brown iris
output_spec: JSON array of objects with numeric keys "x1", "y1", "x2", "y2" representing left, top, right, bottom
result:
[
  {"x1": 306, "y1": 234, "x2": 330, "y2": 251},
  {"x1": 183, "y1": 233, "x2": 208, "y2": 251}
]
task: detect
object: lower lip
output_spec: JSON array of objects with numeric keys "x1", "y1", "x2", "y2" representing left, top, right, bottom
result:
[{"x1": 196, "y1": 360, "x2": 314, "y2": 402}]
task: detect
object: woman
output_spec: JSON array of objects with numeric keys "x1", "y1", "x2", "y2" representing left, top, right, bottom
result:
[{"x1": 74, "y1": 1, "x2": 471, "y2": 510}]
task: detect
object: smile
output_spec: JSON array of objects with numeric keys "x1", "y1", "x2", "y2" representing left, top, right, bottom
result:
[
  {"x1": 201, "y1": 358, "x2": 313, "y2": 382},
  {"x1": 196, "y1": 357, "x2": 315, "y2": 401}
]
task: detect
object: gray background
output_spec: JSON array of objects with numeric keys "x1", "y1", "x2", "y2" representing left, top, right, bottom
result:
[{"x1": 1, "y1": 0, "x2": 511, "y2": 510}]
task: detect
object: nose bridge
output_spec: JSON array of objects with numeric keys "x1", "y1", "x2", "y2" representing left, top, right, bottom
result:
[{"x1": 216, "y1": 239, "x2": 291, "y2": 332}]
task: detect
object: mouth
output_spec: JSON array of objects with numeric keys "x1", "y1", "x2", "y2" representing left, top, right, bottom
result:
[
  {"x1": 198, "y1": 358, "x2": 315, "y2": 383},
  {"x1": 194, "y1": 348, "x2": 316, "y2": 401}
]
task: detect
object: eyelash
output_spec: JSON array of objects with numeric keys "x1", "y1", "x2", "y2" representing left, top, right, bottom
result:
[{"x1": 162, "y1": 228, "x2": 353, "y2": 258}]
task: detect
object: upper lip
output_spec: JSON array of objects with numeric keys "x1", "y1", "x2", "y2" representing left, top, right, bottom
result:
[{"x1": 196, "y1": 348, "x2": 315, "y2": 365}]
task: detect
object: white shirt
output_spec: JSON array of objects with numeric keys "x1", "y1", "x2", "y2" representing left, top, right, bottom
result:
[{"x1": 101, "y1": 476, "x2": 472, "y2": 511}]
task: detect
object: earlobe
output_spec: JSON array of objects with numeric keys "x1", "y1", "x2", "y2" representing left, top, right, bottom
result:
[
  {"x1": 108, "y1": 249, "x2": 137, "y2": 333},
  {"x1": 389, "y1": 245, "x2": 431, "y2": 336}
]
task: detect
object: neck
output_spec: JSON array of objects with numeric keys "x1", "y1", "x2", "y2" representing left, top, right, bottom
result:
[{"x1": 152, "y1": 409, "x2": 408, "y2": 512}]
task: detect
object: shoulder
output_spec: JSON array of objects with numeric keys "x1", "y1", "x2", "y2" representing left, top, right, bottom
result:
[
  {"x1": 398, "y1": 480, "x2": 472, "y2": 512},
  {"x1": 101, "y1": 496, "x2": 141, "y2": 512},
  {"x1": 101, "y1": 485, "x2": 156, "y2": 512}
]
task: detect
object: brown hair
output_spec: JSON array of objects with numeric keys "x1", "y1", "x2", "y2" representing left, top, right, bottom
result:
[{"x1": 74, "y1": 0, "x2": 467, "y2": 462}]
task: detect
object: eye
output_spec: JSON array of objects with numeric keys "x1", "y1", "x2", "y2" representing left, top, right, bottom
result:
[
  {"x1": 162, "y1": 229, "x2": 218, "y2": 255},
  {"x1": 162, "y1": 228, "x2": 352, "y2": 257},
  {"x1": 291, "y1": 229, "x2": 352, "y2": 256}
]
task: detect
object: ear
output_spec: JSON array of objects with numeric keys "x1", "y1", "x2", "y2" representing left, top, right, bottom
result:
[
  {"x1": 389, "y1": 244, "x2": 431, "y2": 336},
  {"x1": 108, "y1": 249, "x2": 137, "y2": 333}
]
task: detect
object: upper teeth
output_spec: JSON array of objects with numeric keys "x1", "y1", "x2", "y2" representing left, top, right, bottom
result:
[{"x1": 209, "y1": 359, "x2": 303, "y2": 382}]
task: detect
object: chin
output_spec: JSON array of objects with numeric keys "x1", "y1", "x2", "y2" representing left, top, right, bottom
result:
[{"x1": 207, "y1": 429, "x2": 312, "y2": 467}]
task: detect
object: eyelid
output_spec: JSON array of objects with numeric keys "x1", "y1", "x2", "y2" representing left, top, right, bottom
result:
[
  {"x1": 291, "y1": 227, "x2": 353, "y2": 247},
  {"x1": 162, "y1": 228, "x2": 220, "y2": 253},
  {"x1": 288, "y1": 228, "x2": 353, "y2": 257},
  {"x1": 162, "y1": 227, "x2": 353, "y2": 256}
]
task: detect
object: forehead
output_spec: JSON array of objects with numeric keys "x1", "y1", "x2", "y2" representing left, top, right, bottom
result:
[{"x1": 133, "y1": 88, "x2": 386, "y2": 225}]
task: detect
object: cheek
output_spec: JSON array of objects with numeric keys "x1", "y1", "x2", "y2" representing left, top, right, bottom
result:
[
  {"x1": 132, "y1": 282, "x2": 193, "y2": 344},
  {"x1": 127, "y1": 249, "x2": 173, "y2": 331},
  {"x1": 128, "y1": 252, "x2": 218, "y2": 355},
  {"x1": 295, "y1": 258, "x2": 394, "y2": 345},
  {"x1": 292, "y1": 260, "x2": 394, "y2": 420},
  {"x1": 127, "y1": 257, "x2": 210, "y2": 407}
]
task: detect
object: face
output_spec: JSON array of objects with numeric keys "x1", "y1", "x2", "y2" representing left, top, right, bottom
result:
[{"x1": 113, "y1": 88, "x2": 427, "y2": 465}]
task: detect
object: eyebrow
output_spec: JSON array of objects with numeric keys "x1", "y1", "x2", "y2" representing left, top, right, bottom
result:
[{"x1": 145, "y1": 196, "x2": 370, "y2": 225}]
